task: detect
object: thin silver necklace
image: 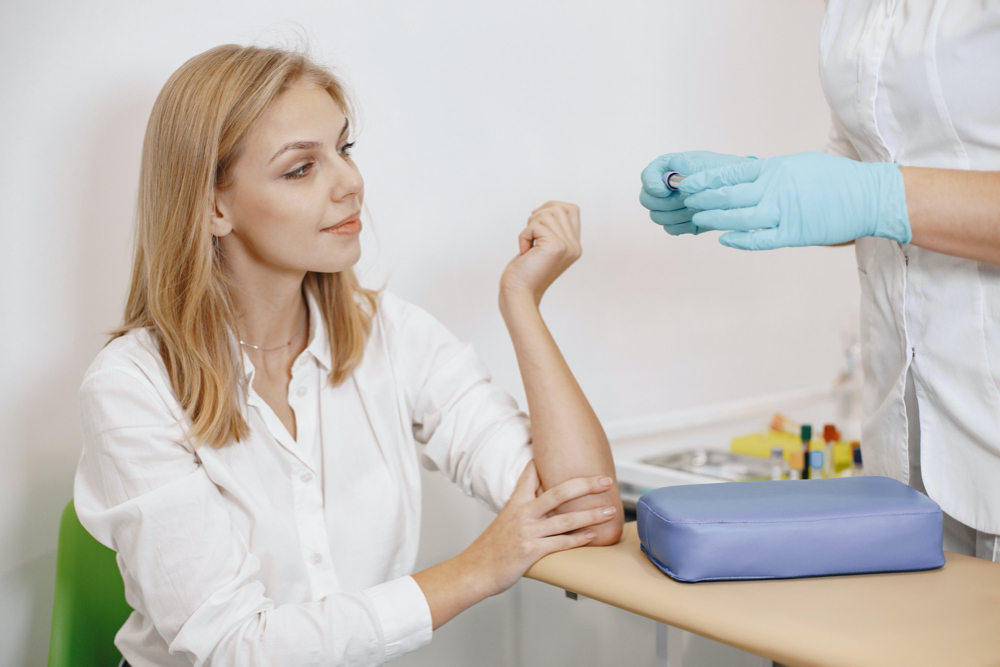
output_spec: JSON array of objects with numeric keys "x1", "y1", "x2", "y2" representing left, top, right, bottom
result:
[{"x1": 239, "y1": 312, "x2": 307, "y2": 352}]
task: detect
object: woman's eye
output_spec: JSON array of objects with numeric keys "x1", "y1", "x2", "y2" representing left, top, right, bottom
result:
[
  {"x1": 283, "y1": 162, "x2": 314, "y2": 179},
  {"x1": 338, "y1": 142, "x2": 355, "y2": 157}
]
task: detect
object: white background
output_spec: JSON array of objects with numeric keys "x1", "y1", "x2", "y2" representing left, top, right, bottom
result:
[{"x1": 0, "y1": 1, "x2": 857, "y2": 664}]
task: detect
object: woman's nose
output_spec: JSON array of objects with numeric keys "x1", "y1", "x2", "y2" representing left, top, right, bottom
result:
[{"x1": 329, "y1": 159, "x2": 363, "y2": 202}]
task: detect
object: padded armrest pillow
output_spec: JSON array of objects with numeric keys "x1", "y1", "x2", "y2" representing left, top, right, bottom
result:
[{"x1": 636, "y1": 476, "x2": 945, "y2": 583}]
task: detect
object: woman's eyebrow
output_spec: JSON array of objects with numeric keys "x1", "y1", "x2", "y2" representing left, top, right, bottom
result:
[
  {"x1": 267, "y1": 119, "x2": 350, "y2": 165},
  {"x1": 268, "y1": 140, "x2": 321, "y2": 164}
]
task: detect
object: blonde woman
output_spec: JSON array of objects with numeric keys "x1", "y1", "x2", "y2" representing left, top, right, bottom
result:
[{"x1": 75, "y1": 44, "x2": 622, "y2": 666}]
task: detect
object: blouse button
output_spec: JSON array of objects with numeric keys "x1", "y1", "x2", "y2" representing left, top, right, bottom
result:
[
  {"x1": 296, "y1": 386, "x2": 307, "y2": 397},
  {"x1": 311, "y1": 552, "x2": 322, "y2": 565},
  {"x1": 301, "y1": 472, "x2": 313, "y2": 483}
]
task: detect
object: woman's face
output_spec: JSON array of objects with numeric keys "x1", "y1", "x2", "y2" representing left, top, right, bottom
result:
[{"x1": 212, "y1": 81, "x2": 364, "y2": 276}]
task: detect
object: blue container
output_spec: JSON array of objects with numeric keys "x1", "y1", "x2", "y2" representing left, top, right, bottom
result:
[{"x1": 636, "y1": 476, "x2": 944, "y2": 583}]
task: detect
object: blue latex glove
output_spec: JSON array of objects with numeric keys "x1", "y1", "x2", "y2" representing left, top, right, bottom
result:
[
  {"x1": 639, "y1": 151, "x2": 756, "y2": 235},
  {"x1": 679, "y1": 151, "x2": 911, "y2": 250}
]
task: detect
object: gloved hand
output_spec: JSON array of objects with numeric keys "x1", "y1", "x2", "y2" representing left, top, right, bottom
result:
[
  {"x1": 640, "y1": 151, "x2": 756, "y2": 235},
  {"x1": 678, "y1": 151, "x2": 911, "y2": 250}
]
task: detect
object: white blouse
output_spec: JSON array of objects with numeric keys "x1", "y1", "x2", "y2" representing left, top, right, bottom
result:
[
  {"x1": 74, "y1": 291, "x2": 533, "y2": 666},
  {"x1": 820, "y1": 0, "x2": 1000, "y2": 535}
]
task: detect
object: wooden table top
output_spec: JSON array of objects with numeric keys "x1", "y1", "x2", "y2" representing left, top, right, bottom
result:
[{"x1": 525, "y1": 522, "x2": 1000, "y2": 666}]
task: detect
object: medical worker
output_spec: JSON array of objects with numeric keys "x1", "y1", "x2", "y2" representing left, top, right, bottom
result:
[{"x1": 640, "y1": 2, "x2": 1000, "y2": 561}]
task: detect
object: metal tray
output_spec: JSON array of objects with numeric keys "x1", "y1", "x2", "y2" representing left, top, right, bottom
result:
[{"x1": 642, "y1": 448, "x2": 772, "y2": 482}]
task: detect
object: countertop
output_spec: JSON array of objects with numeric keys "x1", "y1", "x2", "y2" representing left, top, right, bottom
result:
[{"x1": 525, "y1": 522, "x2": 1000, "y2": 666}]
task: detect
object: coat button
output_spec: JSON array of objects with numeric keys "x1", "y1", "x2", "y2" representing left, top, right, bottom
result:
[
  {"x1": 311, "y1": 553, "x2": 322, "y2": 565},
  {"x1": 301, "y1": 472, "x2": 313, "y2": 483},
  {"x1": 296, "y1": 386, "x2": 307, "y2": 397}
]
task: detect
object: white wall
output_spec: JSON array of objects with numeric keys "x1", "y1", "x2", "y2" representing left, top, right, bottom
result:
[{"x1": 0, "y1": 1, "x2": 853, "y2": 664}]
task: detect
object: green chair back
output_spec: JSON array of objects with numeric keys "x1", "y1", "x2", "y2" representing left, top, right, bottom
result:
[{"x1": 48, "y1": 500, "x2": 132, "y2": 667}]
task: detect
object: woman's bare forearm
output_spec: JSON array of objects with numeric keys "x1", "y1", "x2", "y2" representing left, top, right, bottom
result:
[
  {"x1": 412, "y1": 553, "x2": 489, "y2": 630},
  {"x1": 498, "y1": 287, "x2": 623, "y2": 545},
  {"x1": 903, "y1": 167, "x2": 1000, "y2": 265}
]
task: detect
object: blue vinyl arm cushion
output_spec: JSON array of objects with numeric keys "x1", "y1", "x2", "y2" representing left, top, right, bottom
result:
[{"x1": 637, "y1": 476, "x2": 944, "y2": 583}]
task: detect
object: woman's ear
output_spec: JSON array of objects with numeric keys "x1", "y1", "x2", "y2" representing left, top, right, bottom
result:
[{"x1": 209, "y1": 194, "x2": 233, "y2": 238}]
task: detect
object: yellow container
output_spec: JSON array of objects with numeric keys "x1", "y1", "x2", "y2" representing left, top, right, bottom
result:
[
  {"x1": 832, "y1": 442, "x2": 853, "y2": 472},
  {"x1": 733, "y1": 429, "x2": 857, "y2": 477},
  {"x1": 730, "y1": 430, "x2": 802, "y2": 461}
]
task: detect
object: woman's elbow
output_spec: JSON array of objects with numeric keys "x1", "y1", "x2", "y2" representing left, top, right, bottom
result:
[{"x1": 588, "y1": 514, "x2": 624, "y2": 546}]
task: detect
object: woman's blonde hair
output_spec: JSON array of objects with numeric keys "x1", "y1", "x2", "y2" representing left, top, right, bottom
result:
[{"x1": 113, "y1": 44, "x2": 377, "y2": 448}]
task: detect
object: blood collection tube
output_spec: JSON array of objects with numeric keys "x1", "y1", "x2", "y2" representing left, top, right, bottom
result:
[{"x1": 662, "y1": 171, "x2": 685, "y2": 191}]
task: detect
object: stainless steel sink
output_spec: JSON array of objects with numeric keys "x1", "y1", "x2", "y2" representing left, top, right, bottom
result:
[{"x1": 641, "y1": 448, "x2": 772, "y2": 482}]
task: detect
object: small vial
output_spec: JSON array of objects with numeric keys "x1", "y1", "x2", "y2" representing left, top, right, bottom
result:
[
  {"x1": 851, "y1": 443, "x2": 864, "y2": 476},
  {"x1": 769, "y1": 446, "x2": 785, "y2": 481},
  {"x1": 809, "y1": 450, "x2": 825, "y2": 480},
  {"x1": 800, "y1": 425, "x2": 812, "y2": 479},
  {"x1": 822, "y1": 424, "x2": 839, "y2": 478},
  {"x1": 788, "y1": 449, "x2": 803, "y2": 480},
  {"x1": 662, "y1": 171, "x2": 685, "y2": 191},
  {"x1": 819, "y1": 442, "x2": 833, "y2": 478}
]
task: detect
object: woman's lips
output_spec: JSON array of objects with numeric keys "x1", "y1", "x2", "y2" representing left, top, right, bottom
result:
[{"x1": 321, "y1": 219, "x2": 362, "y2": 235}]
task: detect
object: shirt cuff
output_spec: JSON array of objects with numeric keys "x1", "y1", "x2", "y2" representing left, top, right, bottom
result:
[{"x1": 365, "y1": 576, "x2": 433, "y2": 662}]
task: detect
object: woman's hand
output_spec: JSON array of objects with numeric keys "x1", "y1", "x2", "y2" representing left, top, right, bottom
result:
[
  {"x1": 461, "y1": 461, "x2": 616, "y2": 598},
  {"x1": 411, "y1": 461, "x2": 616, "y2": 629},
  {"x1": 500, "y1": 201, "x2": 582, "y2": 306}
]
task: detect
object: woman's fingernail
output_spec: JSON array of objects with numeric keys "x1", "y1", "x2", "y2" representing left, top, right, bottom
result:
[
  {"x1": 602, "y1": 507, "x2": 616, "y2": 516},
  {"x1": 584, "y1": 531, "x2": 596, "y2": 539},
  {"x1": 599, "y1": 477, "x2": 612, "y2": 487}
]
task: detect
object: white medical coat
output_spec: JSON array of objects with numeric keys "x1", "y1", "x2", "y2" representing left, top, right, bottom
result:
[{"x1": 820, "y1": 0, "x2": 1000, "y2": 535}]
